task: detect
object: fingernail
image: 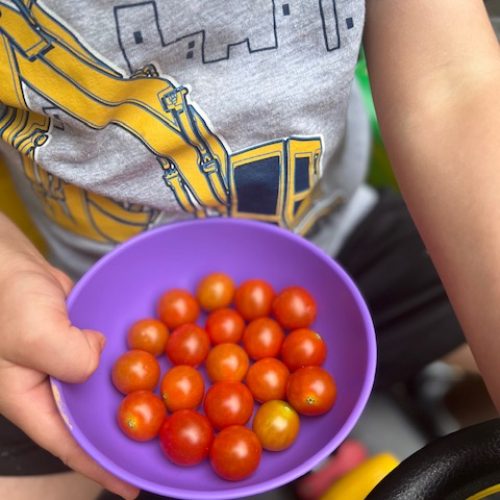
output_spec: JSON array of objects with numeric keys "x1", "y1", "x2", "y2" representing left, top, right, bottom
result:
[
  {"x1": 119, "y1": 483, "x2": 139, "y2": 500},
  {"x1": 121, "y1": 490, "x2": 139, "y2": 500},
  {"x1": 98, "y1": 334, "x2": 107, "y2": 352}
]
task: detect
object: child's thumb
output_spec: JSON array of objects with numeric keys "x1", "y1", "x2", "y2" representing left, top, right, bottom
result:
[
  {"x1": 10, "y1": 323, "x2": 107, "y2": 383},
  {"x1": 48, "y1": 327, "x2": 106, "y2": 383}
]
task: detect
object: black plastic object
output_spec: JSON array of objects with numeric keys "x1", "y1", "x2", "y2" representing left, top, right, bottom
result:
[{"x1": 367, "y1": 418, "x2": 500, "y2": 500}]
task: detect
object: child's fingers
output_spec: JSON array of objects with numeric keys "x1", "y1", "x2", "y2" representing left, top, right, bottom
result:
[
  {"x1": 1, "y1": 379, "x2": 139, "y2": 500},
  {"x1": 1, "y1": 266, "x2": 104, "y2": 383}
]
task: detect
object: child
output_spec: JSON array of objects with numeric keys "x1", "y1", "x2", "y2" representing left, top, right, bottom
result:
[{"x1": 0, "y1": 1, "x2": 498, "y2": 499}]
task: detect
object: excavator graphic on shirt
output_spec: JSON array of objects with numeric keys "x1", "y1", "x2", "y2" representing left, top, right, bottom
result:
[{"x1": 0, "y1": 0, "x2": 323, "y2": 243}]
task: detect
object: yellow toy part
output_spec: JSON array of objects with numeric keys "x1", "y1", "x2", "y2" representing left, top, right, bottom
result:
[
  {"x1": 319, "y1": 453, "x2": 399, "y2": 500},
  {"x1": 467, "y1": 484, "x2": 500, "y2": 500}
]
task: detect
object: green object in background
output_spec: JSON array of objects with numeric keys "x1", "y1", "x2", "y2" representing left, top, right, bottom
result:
[{"x1": 355, "y1": 54, "x2": 399, "y2": 191}]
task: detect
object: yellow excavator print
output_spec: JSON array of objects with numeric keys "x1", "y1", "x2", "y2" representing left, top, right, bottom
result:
[{"x1": 0, "y1": 0, "x2": 322, "y2": 243}]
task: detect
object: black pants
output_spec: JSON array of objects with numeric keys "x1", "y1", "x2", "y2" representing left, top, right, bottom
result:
[
  {"x1": 337, "y1": 189, "x2": 464, "y2": 389},
  {"x1": 0, "y1": 189, "x2": 465, "y2": 482}
]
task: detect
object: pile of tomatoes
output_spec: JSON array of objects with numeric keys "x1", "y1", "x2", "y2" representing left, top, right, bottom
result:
[{"x1": 111, "y1": 273, "x2": 337, "y2": 481}]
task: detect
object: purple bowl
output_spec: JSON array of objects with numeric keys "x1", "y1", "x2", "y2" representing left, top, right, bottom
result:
[{"x1": 51, "y1": 218, "x2": 376, "y2": 499}]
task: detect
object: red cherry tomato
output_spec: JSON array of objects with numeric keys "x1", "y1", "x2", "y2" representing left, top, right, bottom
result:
[
  {"x1": 286, "y1": 366, "x2": 337, "y2": 416},
  {"x1": 111, "y1": 350, "x2": 160, "y2": 394},
  {"x1": 252, "y1": 400, "x2": 300, "y2": 451},
  {"x1": 242, "y1": 318, "x2": 285, "y2": 360},
  {"x1": 281, "y1": 328, "x2": 327, "y2": 371},
  {"x1": 117, "y1": 391, "x2": 166, "y2": 441},
  {"x1": 157, "y1": 289, "x2": 200, "y2": 329},
  {"x1": 196, "y1": 272, "x2": 235, "y2": 311},
  {"x1": 160, "y1": 365, "x2": 205, "y2": 412},
  {"x1": 203, "y1": 381, "x2": 254, "y2": 430},
  {"x1": 127, "y1": 318, "x2": 169, "y2": 356},
  {"x1": 234, "y1": 279, "x2": 275, "y2": 320},
  {"x1": 210, "y1": 426, "x2": 262, "y2": 481},
  {"x1": 159, "y1": 410, "x2": 214, "y2": 466},
  {"x1": 245, "y1": 357, "x2": 290, "y2": 403},
  {"x1": 272, "y1": 286, "x2": 317, "y2": 330},
  {"x1": 206, "y1": 343, "x2": 249, "y2": 383},
  {"x1": 205, "y1": 308, "x2": 245, "y2": 344},
  {"x1": 166, "y1": 323, "x2": 210, "y2": 366}
]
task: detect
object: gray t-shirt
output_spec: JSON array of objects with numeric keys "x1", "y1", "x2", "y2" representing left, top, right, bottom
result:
[{"x1": 0, "y1": 0, "x2": 372, "y2": 278}]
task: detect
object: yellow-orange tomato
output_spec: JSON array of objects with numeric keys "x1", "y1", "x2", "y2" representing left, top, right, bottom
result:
[
  {"x1": 160, "y1": 365, "x2": 205, "y2": 412},
  {"x1": 252, "y1": 400, "x2": 300, "y2": 451},
  {"x1": 111, "y1": 350, "x2": 160, "y2": 394},
  {"x1": 196, "y1": 273, "x2": 235, "y2": 311},
  {"x1": 206, "y1": 343, "x2": 249, "y2": 383},
  {"x1": 127, "y1": 318, "x2": 169, "y2": 356}
]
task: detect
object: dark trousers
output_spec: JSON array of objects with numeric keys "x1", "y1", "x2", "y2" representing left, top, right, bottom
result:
[{"x1": 337, "y1": 189, "x2": 464, "y2": 389}]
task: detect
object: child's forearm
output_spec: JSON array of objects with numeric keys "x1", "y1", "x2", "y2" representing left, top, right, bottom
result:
[
  {"x1": 365, "y1": 1, "x2": 500, "y2": 409},
  {"x1": 394, "y1": 81, "x2": 500, "y2": 410}
]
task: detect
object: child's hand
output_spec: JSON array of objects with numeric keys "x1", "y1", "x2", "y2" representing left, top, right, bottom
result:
[{"x1": 0, "y1": 214, "x2": 139, "y2": 500}]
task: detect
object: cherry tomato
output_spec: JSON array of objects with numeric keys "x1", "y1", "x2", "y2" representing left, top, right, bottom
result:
[
  {"x1": 111, "y1": 350, "x2": 160, "y2": 394},
  {"x1": 245, "y1": 358, "x2": 290, "y2": 403},
  {"x1": 206, "y1": 343, "x2": 249, "y2": 383},
  {"x1": 272, "y1": 286, "x2": 317, "y2": 330},
  {"x1": 196, "y1": 272, "x2": 235, "y2": 311},
  {"x1": 160, "y1": 365, "x2": 205, "y2": 412},
  {"x1": 281, "y1": 328, "x2": 327, "y2": 371},
  {"x1": 203, "y1": 381, "x2": 254, "y2": 430},
  {"x1": 166, "y1": 323, "x2": 210, "y2": 366},
  {"x1": 234, "y1": 279, "x2": 274, "y2": 320},
  {"x1": 205, "y1": 308, "x2": 245, "y2": 344},
  {"x1": 252, "y1": 400, "x2": 300, "y2": 451},
  {"x1": 157, "y1": 289, "x2": 200, "y2": 329},
  {"x1": 159, "y1": 409, "x2": 214, "y2": 466},
  {"x1": 242, "y1": 318, "x2": 285, "y2": 360},
  {"x1": 210, "y1": 426, "x2": 262, "y2": 481},
  {"x1": 117, "y1": 391, "x2": 166, "y2": 441},
  {"x1": 127, "y1": 318, "x2": 169, "y2": 356},
  {"x1": 286, "y1": 366, "x2": 336, "y2": 416}
]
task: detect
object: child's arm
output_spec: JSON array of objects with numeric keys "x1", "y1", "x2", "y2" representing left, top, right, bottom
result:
[
  {"x1": 0, "y1": 212, "x2": 138, "y2": 499},
  {"x1": 364, "y1": 1, "x2": 500, "y2": 407}
]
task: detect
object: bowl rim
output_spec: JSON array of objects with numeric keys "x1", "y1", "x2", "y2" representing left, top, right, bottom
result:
[{"x1": 51, "y1": 217, "x2": 376, "y2": 499}]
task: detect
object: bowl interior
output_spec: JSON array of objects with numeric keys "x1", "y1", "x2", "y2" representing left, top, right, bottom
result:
[{"x1": 54, "y1": 219, "x2": 375, "y2": 499}]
